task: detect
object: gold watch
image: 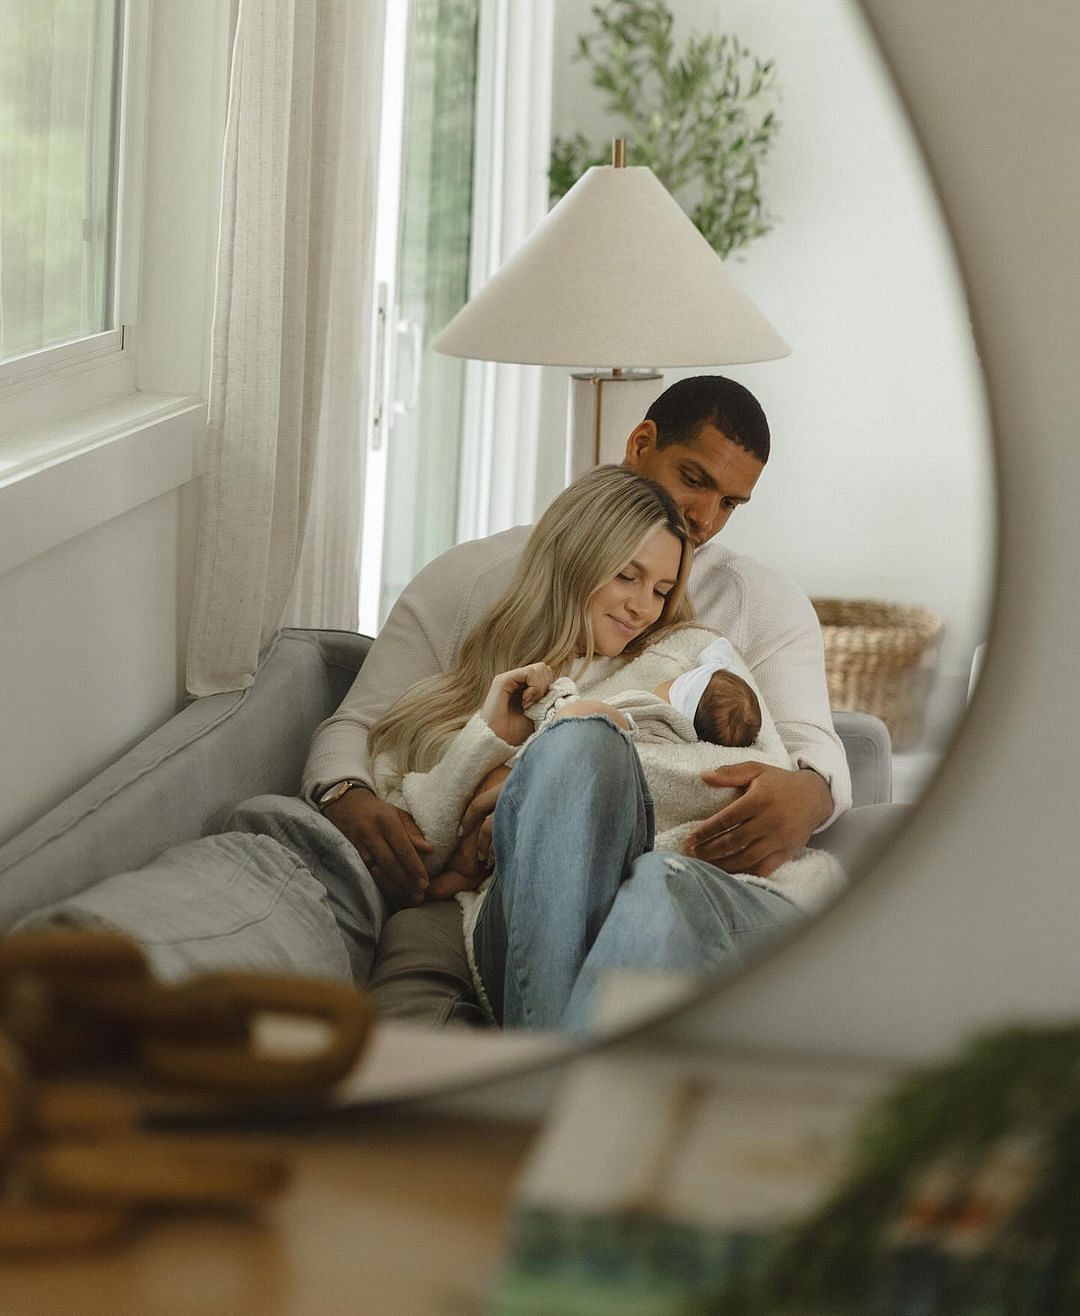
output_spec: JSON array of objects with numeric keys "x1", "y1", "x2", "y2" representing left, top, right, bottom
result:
[{"x1": 317, "y1": 779, "x2": 367, "y2": 811}]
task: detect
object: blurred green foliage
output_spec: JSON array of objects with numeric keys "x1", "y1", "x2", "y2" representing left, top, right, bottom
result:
[{"x1": 550, "y1": 0, "x2": 780, "y2": 260}]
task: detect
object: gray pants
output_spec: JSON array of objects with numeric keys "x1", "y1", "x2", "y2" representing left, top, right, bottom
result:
[{"x1": 12, "y1": 795, "x2": 385, "y2": 984}]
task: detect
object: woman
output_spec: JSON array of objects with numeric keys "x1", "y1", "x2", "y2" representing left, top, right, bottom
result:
[
  {"x1": 367, "y1": 464, "x2": 692, "y2": 869},
  {"x1": 367, "y1": 466, "x2": 807, "y2": 1032}
]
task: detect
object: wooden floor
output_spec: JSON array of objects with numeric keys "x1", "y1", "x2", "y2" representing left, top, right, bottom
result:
[{"x1": 2, "y1": 1112, "x2": 538, "y2": 1316}]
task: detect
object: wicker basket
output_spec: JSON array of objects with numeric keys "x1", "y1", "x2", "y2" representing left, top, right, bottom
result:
[{"x1": 811, "y1": 599, "x2": 944, "y2": 750}]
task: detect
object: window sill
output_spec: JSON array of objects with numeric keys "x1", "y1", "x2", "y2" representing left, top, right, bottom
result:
[{"x1": 0, "y1": 391, "x2": 203, "y2": 578}]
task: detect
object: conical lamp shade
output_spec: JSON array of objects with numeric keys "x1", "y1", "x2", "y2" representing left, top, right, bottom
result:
[{"x1": 433, "y1": 164, "x2": 790, "y2": 368}]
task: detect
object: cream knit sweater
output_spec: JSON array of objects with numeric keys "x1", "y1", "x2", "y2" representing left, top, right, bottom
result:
[{"x1": 303, "y1": 526, "x2": 852, "y2": 824}]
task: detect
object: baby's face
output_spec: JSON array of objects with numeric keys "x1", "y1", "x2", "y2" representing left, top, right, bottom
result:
[{"x1": 653, "y1": 679, "x2": 674, "y2": 704}]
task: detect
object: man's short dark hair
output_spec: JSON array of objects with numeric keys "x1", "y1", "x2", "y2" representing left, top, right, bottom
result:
[{"x1": 646, "y1": 375, "x2": 770, "y2": 464}]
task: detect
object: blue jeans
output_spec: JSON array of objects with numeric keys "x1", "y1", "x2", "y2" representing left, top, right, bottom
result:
[{"x1": 471, "y1": 717, "x2": 801, "y2": 1034}]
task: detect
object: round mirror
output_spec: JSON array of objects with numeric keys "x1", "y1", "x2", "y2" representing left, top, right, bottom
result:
[{"x1": 0, "y1": 0, "x2": 1000, "y2": 1113}]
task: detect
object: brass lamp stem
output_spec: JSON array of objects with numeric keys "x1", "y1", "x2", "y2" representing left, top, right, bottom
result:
[{"x1": 597, "y1": 144, "x2": 626, "y2": 463}]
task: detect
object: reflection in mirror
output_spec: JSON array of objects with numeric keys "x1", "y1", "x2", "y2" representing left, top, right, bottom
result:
[
  {"x1": 339, "y1": 0, "x2": 994, "y2": 1047},
  {"x1": 0, "y1": 0, "x2": 994, "y2": 1096},
  {"x1": 361, "y1": 0, "x2": 996, "y2": 1041},
  {"x1": 538, "y1": 0, "x2": 995, "y2": 810}
]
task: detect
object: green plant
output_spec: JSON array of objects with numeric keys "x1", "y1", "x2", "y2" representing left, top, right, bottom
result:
[{"x1": 550, "y1": 0, "x2": 781, "y2": 259}]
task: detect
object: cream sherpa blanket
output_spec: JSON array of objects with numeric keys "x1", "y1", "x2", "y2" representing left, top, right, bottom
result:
[{"x1": 374, "y1": 715, "x2": 516, "y2": 876}]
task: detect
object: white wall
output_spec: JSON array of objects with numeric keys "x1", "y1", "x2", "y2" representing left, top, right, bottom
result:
[
  {"x1": 543, "y1": 0, "x2": 994, "y2": 744},
  {"x1": 0, "y1": 486, "x2": 197, "y2": 840},
  {"x1": 655, "y1": 0, "x2": 1080, "y2": 1063},
  {"x1": 0, "y1": 1, "x2": 229, "y2": 845}
]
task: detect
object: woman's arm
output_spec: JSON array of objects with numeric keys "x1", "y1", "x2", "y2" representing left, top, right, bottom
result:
[
  {"x1": 400, "y1": 716, "x2": 517, "y2": 875},
  {"x1": 401, "y1": 663, "x2": 557, "y2": 875}
]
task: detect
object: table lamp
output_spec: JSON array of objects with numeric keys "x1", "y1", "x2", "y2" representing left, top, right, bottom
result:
[{"x1": 433, "y1": 140, "x2": 791, "y2": 482}]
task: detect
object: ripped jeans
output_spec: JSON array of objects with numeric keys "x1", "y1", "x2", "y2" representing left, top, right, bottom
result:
[{"x1": 471, "y1": 716, "x2": 801, "y2": 1034}]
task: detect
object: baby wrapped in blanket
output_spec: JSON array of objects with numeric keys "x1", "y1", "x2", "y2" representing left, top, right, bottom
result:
[{"x1": 523, "y1": 629, "x2": 847, "y2": 915}]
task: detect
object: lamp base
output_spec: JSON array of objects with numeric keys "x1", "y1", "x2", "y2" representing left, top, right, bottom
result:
[{"x1": 565, "y1": 370, "x2": 664, "y2": 485}]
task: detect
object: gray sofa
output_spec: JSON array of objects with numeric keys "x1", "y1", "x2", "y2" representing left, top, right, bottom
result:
[{"x1": 0, "y1": 628, "x2": 906, "y2": 1020}]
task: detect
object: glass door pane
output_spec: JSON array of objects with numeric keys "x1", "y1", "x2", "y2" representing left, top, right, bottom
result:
[{"x1": 378, "y1": 0, "x2": 480, "y2": 625}]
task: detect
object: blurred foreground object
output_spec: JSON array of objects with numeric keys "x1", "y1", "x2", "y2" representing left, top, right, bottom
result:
[
  {"x1": 0, "y1": 929, "x2": 374, "y2": 1254},
  {"x1": 492, "y1": 1029, "x2": 1078, "y2": 1314}
]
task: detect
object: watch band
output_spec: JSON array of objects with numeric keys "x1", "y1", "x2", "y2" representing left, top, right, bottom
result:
[{"x1": 316, "y1": 779, "x2": 367, "y2": 811}]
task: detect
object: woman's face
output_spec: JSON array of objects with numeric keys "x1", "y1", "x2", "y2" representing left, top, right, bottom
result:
[{"x1": 587, "y1": 527, "x2": 683, "y2": 658}]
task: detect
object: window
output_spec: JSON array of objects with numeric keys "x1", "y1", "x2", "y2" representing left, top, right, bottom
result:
[
  {"x1": 0, "y1": 0, "x2": 123, "y2": 371},
  {"x1": 358, "y1": 0, "x2": 552, "y2": 635},
  {"x1": 375, "y1": 0, "x2": 480, "y2": 626},
  {"x1": 0, "y1": 0, "x2": 229, "y2": 583}
]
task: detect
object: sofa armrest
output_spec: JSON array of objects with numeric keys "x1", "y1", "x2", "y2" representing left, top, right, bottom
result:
[
  {"x1": 833, "y1": 709, "x2": 893, "y2": 806},
  {"x1": 810, "y1": 801, "x2": 910, "y2": 871},
  {"x1": 0, "y1": 627, "x2": 370, "y2": 934}
]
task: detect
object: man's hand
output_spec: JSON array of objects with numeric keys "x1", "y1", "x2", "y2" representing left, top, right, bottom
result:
[
  {"x1": 686, "y1": 764, "x2": 833, "y2": 878},
  {"x1": 322, "y1": 786, "x2": 433, "y2": 909}
]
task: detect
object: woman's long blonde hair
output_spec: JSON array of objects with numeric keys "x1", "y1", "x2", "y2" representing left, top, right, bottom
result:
[{"x1": 369, "y1": 466, "x2": 695, "y2": 776}]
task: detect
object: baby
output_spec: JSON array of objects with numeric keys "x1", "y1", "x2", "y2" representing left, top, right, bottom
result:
[{"x1": 533, "y1": 635, "x2": 762, "y2": 750}]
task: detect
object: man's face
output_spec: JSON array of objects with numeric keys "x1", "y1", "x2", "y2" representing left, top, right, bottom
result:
[{"x1": 623, "y1": 421, "x2": 764, "y2": 547}]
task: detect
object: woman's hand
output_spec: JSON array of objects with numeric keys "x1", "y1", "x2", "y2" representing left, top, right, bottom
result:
[
  {"x1": 479, "y1": 663, "x2": 554, "y2": 745},
  {"x1": 426, "y1": 764, "x2": 511, "y2": 899},
  {"x1": 427, "y1": 868, "x2": 486, "y2": 900}
]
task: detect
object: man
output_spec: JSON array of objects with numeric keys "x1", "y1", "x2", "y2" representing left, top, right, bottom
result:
[{"x1": 303, "y1": 377, "x2": 851, "y2": 1018}]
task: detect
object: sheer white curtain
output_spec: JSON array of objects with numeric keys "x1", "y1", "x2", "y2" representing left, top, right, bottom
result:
[
  {"x1": 457, "y1": 0, "x2": 554, "y2": 541},
  {"x1": 186, "y1": 0, "x2": 385, "y2": 696}
]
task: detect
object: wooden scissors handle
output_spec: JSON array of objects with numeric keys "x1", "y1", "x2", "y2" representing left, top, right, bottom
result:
[
  {"x1": 0, "y1": 929, "x2": 148, "y2": 980},
  {"x1": 0, "y1": 1036, "x2": 28, "y2": 1171}
]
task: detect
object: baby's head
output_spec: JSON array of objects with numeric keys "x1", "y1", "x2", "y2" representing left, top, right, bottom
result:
[
  {"x1": 692, "y1": 669, "x2": 761, "y2": 748},
  {"x1": 654, "y1": 638, "x2": 762, "y2": 748}
]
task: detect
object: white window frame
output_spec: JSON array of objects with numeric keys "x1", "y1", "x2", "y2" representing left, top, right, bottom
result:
[
  {"x1": 358, "y1": 1, "x2": 410, "y2": 637},
  {"x1": 0, "y1": 0, "x2": 149, "y2": 431},
  {"x1": 0, "y1": 0, "x2": 232, "y2": 581}
]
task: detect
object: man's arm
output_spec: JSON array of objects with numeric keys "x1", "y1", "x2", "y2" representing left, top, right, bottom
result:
[{"x1": 302, "y1": 562, "x2": 456, "y2": 906}]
